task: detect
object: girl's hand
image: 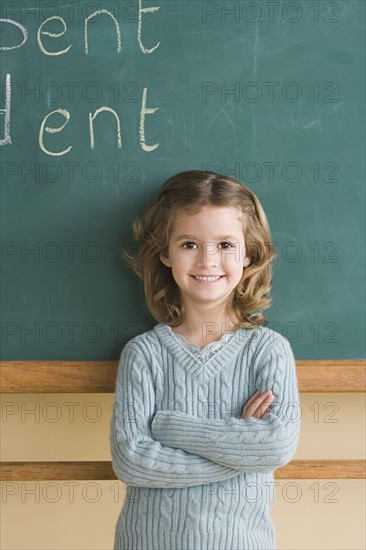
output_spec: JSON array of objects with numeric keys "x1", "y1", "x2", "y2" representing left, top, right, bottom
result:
[{"x1": 240, "y1": 390, "x2": 274, "y2": 420}]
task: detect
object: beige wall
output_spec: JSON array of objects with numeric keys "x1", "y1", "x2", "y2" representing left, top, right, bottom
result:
[{"x1": 1, "y1": 392, "x2": 365, "y2": 549}]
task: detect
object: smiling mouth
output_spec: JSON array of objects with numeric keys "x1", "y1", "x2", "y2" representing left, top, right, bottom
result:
[{"x1": 191, "y1": 275, "x2": 225, "y2": 283}]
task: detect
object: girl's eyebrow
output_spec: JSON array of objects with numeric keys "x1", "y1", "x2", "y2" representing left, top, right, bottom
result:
[{"x1": 174, "y1": 234, "x2": 239, "y2": 242}]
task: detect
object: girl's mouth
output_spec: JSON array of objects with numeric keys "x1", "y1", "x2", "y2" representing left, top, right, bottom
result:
[{"x1": 191, "y1": 275, "x2": 225, "y2": 283}]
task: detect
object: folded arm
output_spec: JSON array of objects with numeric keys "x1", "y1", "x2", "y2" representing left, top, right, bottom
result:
[
  {"x1": 151, "y1": 337, "x2": 301, "y2": 473},
  {"x1": 110, "y1": 342, "x2": 244, "y2": 488}
]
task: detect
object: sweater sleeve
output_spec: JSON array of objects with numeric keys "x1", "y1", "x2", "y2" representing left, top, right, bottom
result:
[
  {"x1": 110, "y1": 342, "x2": 245, "y2": 488},
  {"x1": 151, "y1": 337, "x2": 301, "y2": 474}
]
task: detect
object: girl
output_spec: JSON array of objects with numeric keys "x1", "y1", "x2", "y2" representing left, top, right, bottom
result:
[{"x1": 110, "y1": 170, "x2": 301, "y2": 550}]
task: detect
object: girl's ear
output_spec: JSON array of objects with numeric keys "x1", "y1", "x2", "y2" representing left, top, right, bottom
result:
[
  {"x1": 243, "y1": 257, "x2": 251, "y2": 267},
  {"x1": 159, "y1": 253, "x2": 171, "y2": 268}
]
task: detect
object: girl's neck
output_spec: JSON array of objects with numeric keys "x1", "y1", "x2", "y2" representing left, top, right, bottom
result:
[{"x1": 169, "y1": 316, "x2": 239, "y2": 347}]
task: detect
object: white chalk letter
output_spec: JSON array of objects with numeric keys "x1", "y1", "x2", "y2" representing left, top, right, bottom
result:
[
  {"x1": 39, "y1": 109, "x2": 72, "y2": 156},
  {"x1": 89, "y1": 107, "x2": 122, "y2": 149},
  {"x1": 85, "y1": 10, "x2": 121, "y2": 55},
  {"x1": 37, "y1": 16, "x2": 71, "y2": 56},
  {"x1": 139, "y1": 87, "x2": 159, "y2": 152},
  {"x1": 0, "y1": 74, "x2": 11, "y2": 145},
  {"x1": 0, "y1": 19, "x2": 28, "y2": 50},
  {"x1": 138, "y1": 0, "x2": 160, "y2": 54}
]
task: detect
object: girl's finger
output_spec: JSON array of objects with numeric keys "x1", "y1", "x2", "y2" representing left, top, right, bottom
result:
[
  {"x1": 246, "y1": 394, "x2": 274, "y2": 417},
  {"x1": 241, "y1": 394, "x2": 258, "y2": 415},
  {"x1": 248, "y1": 391, "x2": 273, "y2": 409},
  {"x1": 259, "y1": 396, "x2": 274, "y2": 410},
  {"x1": 245, "y1": 390, "x2": 260, "y2": 404},
  {"x1": 247, "y1": 390, "x2": 270, "y2": 404},
  {"x1": 241, "y1": 390, "x2": 274, "y2": 419}
]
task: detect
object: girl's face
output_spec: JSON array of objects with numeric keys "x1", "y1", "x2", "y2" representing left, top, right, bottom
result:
[{"x1": 159, "y1": 205, "x2": 251, "y2": 310}]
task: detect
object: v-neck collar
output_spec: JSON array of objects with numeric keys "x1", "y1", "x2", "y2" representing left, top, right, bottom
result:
[
  {"x1": 165, "y1": 324, "x2": 234, "y2": 353},
  {"x1": 153, "y1": 322, "x2": 251, "y2": 383}
]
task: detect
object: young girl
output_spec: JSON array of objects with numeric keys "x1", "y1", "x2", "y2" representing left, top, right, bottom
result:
[{"x1": 110, "y1": 170, "x2": 301, "y2": 550}]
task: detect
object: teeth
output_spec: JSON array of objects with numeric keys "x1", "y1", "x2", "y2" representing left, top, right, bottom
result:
[{"x1": 194, "y1": 276, "x2": 221, "y2": 282}]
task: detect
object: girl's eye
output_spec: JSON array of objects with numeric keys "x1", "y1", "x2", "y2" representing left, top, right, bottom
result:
[
  {"x1": 182, "y1": 242, "x2": 196, "y2": 249},
  {"x1": 182, "y1": 241, "x2": 234, "y2": 249},
  {"x1": 220, "y1": 242, "x2": 235, "y2": 249}
]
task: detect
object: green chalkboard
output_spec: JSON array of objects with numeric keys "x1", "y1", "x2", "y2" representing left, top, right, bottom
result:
[{"x1": 1, "y1": 0, "x2": 364, "y2": 360}]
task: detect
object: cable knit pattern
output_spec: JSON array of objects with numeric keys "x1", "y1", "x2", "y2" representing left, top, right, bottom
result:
[{"x1": 110, "y1": 322, "x2": 301, "y2": 550}]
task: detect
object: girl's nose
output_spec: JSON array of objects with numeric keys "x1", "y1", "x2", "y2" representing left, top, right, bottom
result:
[{"x1": 196, "y1": 243, "x2": 220, "y2": 265}]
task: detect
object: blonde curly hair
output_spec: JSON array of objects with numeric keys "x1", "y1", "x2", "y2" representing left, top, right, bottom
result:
[{"x1": 123, "y1": 170, "x2": 278, "y2": 330}]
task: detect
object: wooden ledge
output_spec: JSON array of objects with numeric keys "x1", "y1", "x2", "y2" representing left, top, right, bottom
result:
[
  {"x1": 0, "y1": 460, "x2": 365, "y2": 481},
  {"x1": 275, "y1": 459, "x2": 366, "y2": 479},
  {"x1": 1, "y1": 360, "x2": 365, "y2": 393}
]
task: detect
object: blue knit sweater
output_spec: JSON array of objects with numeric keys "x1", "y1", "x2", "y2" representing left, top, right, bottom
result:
[{"x1": 110, "y1": 322, "x2": 301, "y2": 550}]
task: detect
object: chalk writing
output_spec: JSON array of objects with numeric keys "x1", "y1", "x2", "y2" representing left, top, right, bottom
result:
[{"x1": 1, "y1": 1, "x2": 161, "y2": 154}]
